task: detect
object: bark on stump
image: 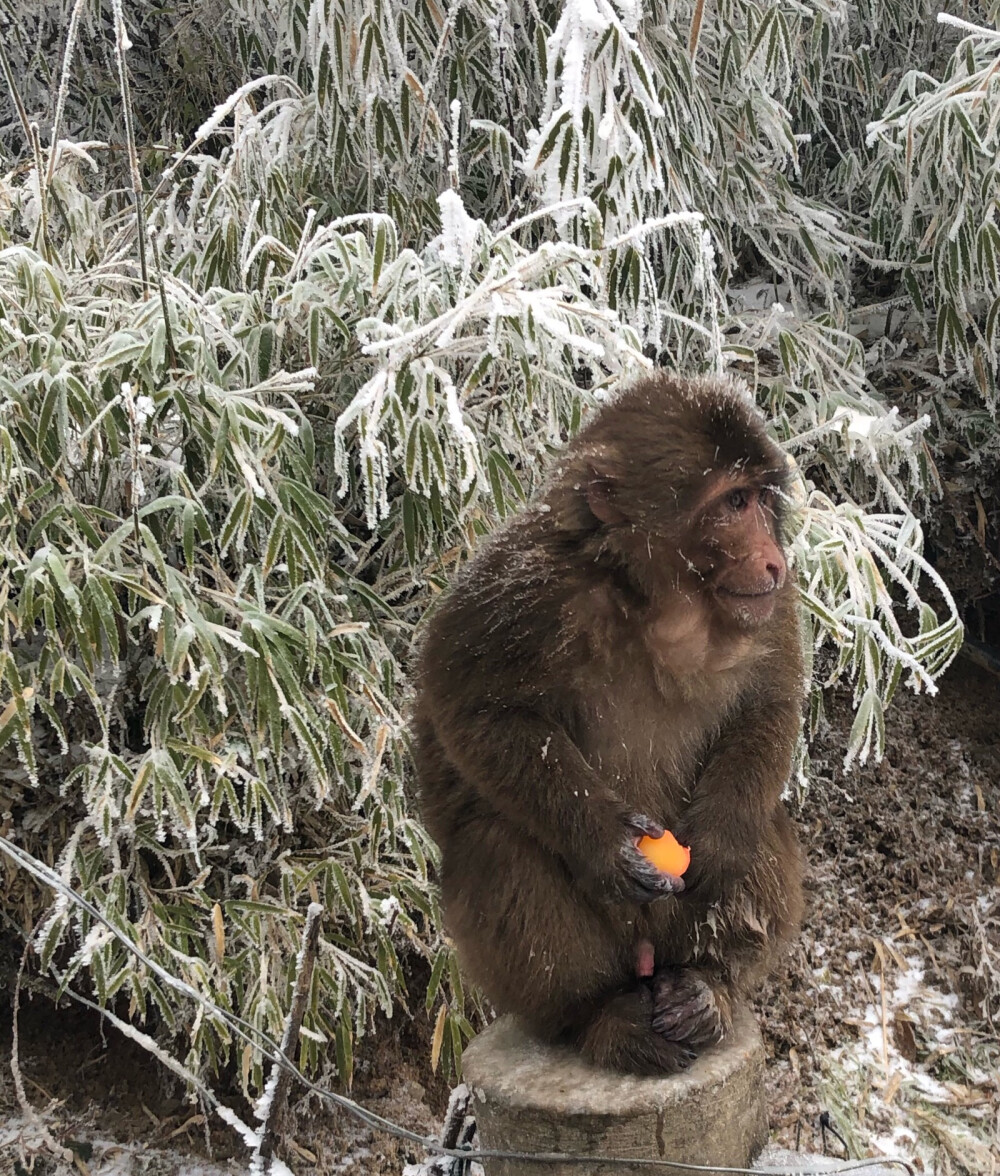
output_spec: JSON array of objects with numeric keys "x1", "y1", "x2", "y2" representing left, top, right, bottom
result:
[{"x1": 463, "y1": 1003, "x2": 768, "y2": 1176}]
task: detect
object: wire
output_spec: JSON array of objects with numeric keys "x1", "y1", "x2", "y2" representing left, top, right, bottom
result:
[{"x1": 0, "y1": 835, "x2": 915, "y2": 1175}]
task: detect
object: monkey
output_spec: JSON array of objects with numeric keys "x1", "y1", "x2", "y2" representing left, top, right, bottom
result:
[{"x1": 411, "y1": 371, "x2": 805, "y2": 1076}]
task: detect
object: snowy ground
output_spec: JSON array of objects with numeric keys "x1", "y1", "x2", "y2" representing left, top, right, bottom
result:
[
  {"x1": 0, "y1": 1112, "x2": 240, "y2": 1175},
  {"x1": 758, "y1": 656, "x2": 999, "y2": 1174},
  {"x1": 0, "y1": 659, "x2": 996, "y2": 1175}
]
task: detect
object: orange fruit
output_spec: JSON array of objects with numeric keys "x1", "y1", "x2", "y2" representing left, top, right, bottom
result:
[{"x1": 636, "y1": 830, "x2": 691, "y2": 877}]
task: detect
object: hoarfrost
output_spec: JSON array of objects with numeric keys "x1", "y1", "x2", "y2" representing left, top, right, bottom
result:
[{"x1": 435, "y1": 190, "x2": 482, "y2": 268}]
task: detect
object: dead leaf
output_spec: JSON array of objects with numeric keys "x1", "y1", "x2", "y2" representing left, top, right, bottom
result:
[
  {"x1": 213, "y1": 902, "x2": 225, "y2": 963},
  {"x1": 892, "y1": 1013, "x2": 918, "y2": 1064},
  {"x1": 430, "y1": 1003, "x2": 447, "y2": 1074}
]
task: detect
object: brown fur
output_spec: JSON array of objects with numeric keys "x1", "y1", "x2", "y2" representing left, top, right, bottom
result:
[{"x1": 412, "y1": 371, "x2": 805, "y2": 1074}]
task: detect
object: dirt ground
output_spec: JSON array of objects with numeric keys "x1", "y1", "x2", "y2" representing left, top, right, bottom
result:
[
  {"x1": 0, "y1": 983, "x2": 445, "y2": 1174},
  {"x1": 0, "y1": 656, "x2": 997, "y2": 1174},
  {"x1": 757, "y1": 653, "x2": 1000, "y2": 1172}
]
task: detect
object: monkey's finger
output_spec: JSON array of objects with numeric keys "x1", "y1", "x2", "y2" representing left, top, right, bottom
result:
[
  {"x1": 618, "y1": 873, "x2": 676, "y2": 903},
  {"x1": 651, "y1": 970, "x2": 724, "y2": 1047},
  {"x1": 652, "y1": 990, "x2": 717, "y2": 1038},
  {"x1": 625, "y1": 812, "x2": 665, "y2": 839},
  {"x1": 620, "y1": 846, "x2": 685, "y2": 900},
  {"x1": 630, "y1": 851, "x2": 685, "y2": 891},
  {"x1": 641, "y1": 869, "x2": 686, "y2": 897}
]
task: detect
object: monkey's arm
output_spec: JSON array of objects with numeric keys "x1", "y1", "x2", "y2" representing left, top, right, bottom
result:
[
  {"x1": 432, "y1": 704, "x2": 680, "y2": 903},
  {"x1": 676, "y1": 684, "x2": 800, "y2": 900}
]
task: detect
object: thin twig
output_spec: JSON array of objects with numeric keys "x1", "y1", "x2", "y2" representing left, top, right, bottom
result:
[
  {"x1": 875, "y1": 944, "x2": 890, "y2": 1080},
  {"x1": 11, "y1": 941, "x2": 73, "y2": 1164},
  {"x1": 0, "y1": 35, "x2": 32, "y2": 144},
  {"x1": 27, "y1": 122, "x2": 51, "y2": 260},
  {"x1": 151, "y1": 236, "x2": 179, "y2": 371},
  {"x1": 254, "y1": 902, "x2": 324, "y2": 1170},
  {"x1": 111, "y1": 0, "x2": 149, "y2": 294},
  {"x1": 46, "y1": 0, "x2": 88, "y2": 187}
]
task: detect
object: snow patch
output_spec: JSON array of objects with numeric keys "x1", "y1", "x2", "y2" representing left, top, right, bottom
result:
[{"x1": 434, "y1": 190, "x2": 482, "y2": 268}]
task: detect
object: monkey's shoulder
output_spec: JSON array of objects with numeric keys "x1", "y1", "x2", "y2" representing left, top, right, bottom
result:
[
  {"x1": 416, "y1": 528, "x2": 579, "y2": 691},
  {"x1": 558, "y1": 578, "x2": 630, "y2": 648}
]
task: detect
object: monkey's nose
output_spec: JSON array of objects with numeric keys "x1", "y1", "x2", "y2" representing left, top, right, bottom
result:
[{"x1": 766, "y1": 559, "x2": 785, "y2": 590}]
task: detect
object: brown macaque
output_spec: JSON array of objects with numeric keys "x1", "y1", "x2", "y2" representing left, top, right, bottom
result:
[{"x1": 412, "y1": 371, "x2": 805, "y2": 1076}]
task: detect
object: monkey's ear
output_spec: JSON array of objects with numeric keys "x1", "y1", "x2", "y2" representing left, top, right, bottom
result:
[{"x1": 585, "y1": 463, "x2": 627, "y2": 525}]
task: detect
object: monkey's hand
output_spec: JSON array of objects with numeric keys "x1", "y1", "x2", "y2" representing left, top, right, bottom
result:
[
  {"x1": 671, "y1": 812, "x2": 755, "y2": 904},
  {"x1": 673, "y1": 682, "x2": 801, "y2": 903},
  {"x1": 610, "y1": 813, "x2": 685, "y2": 904}
]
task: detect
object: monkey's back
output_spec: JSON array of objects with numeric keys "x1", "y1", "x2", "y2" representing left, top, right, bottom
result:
[{"x1": 411, "y1": 515, "x2": 577, "y2": 844}]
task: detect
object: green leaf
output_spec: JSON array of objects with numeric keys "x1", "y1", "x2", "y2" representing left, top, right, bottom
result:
[{"x1": 534, "y1": 110, "x2": 570, "y2": 170}]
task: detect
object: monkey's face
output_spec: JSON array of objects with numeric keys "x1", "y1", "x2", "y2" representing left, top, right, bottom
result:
[{"x1": 684, "y1": 479, "x2": 787, "y2": 630}]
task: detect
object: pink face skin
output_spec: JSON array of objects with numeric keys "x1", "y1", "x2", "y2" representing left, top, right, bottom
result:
[{"x1": 690, "y1": 481, "x2": 787, "y2": 628}]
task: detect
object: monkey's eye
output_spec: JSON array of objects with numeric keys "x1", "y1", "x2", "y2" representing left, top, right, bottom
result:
[{"x1": 726, "y1": 488, "x2": 749, "y2": 511}]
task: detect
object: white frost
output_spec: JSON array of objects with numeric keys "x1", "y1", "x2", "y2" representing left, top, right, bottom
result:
[{"x1": 434, "y1": 190, "x2": 482, "y2": 268}]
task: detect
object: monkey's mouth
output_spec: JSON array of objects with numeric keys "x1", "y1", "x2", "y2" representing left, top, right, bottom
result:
[
  {"x1": 715, "y1": 584, "x2": 778, "y2": 622},
  {"x1": 716, "y1": 584, "x2": 777, "y2": 600}
]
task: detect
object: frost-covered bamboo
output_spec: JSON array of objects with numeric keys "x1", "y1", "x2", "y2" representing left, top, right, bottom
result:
[{"x1": 0, "y1": 0, "x2": 980, "y2": 1110}]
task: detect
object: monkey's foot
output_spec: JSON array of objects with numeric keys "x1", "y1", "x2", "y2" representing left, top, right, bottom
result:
[
  {"x1": 651, "y1": 968, "x2": 729, "y2": 1050},
  {"x1": 579, "y1": 985, "x2": 697, "y2": 1076}
]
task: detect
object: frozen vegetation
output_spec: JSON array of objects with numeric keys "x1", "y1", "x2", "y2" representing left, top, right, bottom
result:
[{"x1": 0, "y1": 0, "x2": 998, "y2": 1169}]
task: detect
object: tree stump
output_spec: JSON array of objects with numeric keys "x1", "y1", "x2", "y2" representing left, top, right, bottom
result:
[{"x1": 463, "y1": 1003, "x2": 768, "y2": 1176}]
